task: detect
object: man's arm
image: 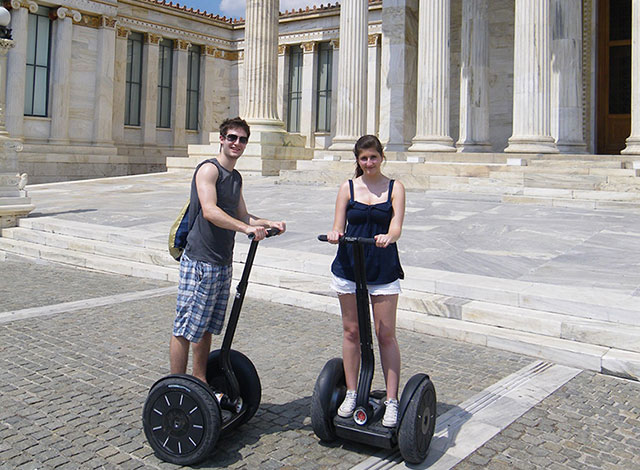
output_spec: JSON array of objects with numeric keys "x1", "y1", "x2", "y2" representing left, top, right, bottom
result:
[{"x1": 195, "y1": 163, "x2": 269, "y2": 239}]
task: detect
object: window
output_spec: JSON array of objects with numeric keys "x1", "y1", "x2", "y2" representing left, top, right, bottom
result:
[
  {"x1": 157, "y1": 39, "x2": 173, "y2": 128},
  {"x1": 24, "y1": 6, "x2": 51, "y2": 117},
  {"x1": 186, "y1": 45, "x2": 201, "y2": 131},
  {"x1": 287, "y1": 45, "x2": 303, "y2": 133},
  {"x1": 125, "y1": 32, "x2": 143, "y2": 126},
  {"x1": 316, "y1": 42, "x2": 333, "y2": 132}
]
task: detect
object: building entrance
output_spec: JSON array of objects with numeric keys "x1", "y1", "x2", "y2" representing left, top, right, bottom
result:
[{"x1": 597, "y1": 0, "x2": 631, "y2": 154}]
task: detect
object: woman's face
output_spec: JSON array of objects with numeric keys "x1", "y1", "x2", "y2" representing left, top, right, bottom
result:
[{"x1": 357, "y1": 148, "x2": 383, "y2": 175}]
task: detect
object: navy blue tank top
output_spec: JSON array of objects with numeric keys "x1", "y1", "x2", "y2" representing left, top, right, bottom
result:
[{"x1": 331, "y1": 179, "x2": 404, "y2": 284}]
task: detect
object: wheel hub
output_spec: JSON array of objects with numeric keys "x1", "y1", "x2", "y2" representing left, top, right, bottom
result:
[{"x1": 165, "y1": 408, "x2": 189, "y2": 436}]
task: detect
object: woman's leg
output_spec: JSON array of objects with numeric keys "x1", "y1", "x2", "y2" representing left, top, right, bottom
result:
[
  {"x1": 371, "y1": 294, "x2": 400, "y2": 400},
  {"x1": 339, "y1": 293, "x2": 360, "y2": 391}
]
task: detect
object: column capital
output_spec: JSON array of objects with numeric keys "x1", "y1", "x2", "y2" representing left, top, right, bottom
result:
[
  {"x1": 203, "y1": 45, "x2": 217, "y2": 56},
  {"x1": 302, "y1": 41, "x2": 317, "y2": 53},
  {"x1": 100, "y1": 16, "x2": 117, "y2": 29},
  {"x1": 9, "y1": 0, "x2": 38, "y2": 13},
  {"x1": 116, "y1": 26, "x2": 129, "y2": 39},
  {"x1": 54, "y1": 7, "x2": 82, "y2": 22},
  {"x1": 145, "y1": 33, "x2": 161, "y2": 45},
  {"x1": 174, "y1": 39, "x2": 190, "y2": 51},
  {"x1": 278, "y1": 44, "x2": 288, "y2": 55},
  {"x1": 368, "y1": 33, "x2": 381, "y2": 46},
  {"x1": 0, "y1": 38, "x2": 14, "y2": 55},
  {"x1": 330, "y1": 38, "x2": 340, "y2": 50}
]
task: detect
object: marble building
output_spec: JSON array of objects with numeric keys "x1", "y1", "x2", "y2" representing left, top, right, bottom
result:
[{"x1": 1, "y1": 0, "x2": 636, "y2": 183}]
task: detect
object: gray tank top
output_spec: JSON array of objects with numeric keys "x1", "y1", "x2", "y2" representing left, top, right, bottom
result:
[{"x1": 184, "y1": 158, "x2": 242, "y2": 266}]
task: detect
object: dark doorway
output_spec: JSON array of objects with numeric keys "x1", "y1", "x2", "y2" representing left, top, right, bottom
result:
[{"x1": 597, "y1": 0, "x2": 632, "y2": 154}]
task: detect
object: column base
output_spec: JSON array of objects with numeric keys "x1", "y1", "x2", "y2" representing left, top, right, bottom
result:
[
  {"x1": 456, "y1": 142, "x2": 492, "y2": 153},
  {"x1": 621, "y1": 137, "x2": 640, "y2": 155},
  {"x1": 329, "y1": 137, "x2": 358, "y2": 152},
  {"x1": 505, "y1": 136, "x2": 559, "y2": 154},
  {"x1": 408, "y1": 137, "x2": 456, "y2": 152},
  {"x1": 0, "y1": 200, "x2": 35, "y2": 228}
]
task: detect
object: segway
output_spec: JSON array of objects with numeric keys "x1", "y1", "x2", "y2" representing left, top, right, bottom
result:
[
  {"x1": 142, "y1": 228, "x2": 280, "y2": 465},
  {"x1": 311, "y1": 235, "x2": 436, "y2": 464}
]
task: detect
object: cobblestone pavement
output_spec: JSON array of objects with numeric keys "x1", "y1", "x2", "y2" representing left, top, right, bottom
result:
[{"x1": 1, "y1": 258, "x2": 640, "y2": 470}]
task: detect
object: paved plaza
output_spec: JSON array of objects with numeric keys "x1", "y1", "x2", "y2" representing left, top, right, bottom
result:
[
  {"x1": 1, "y1": 172, "x2": 640, "y2": 469},
  {"x1": 1, "y1": 254, "x2": 640, "y2": 470}
]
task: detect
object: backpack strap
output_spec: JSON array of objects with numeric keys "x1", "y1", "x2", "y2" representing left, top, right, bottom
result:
[
  {"x1": 187, "y1": 158, "x2": 219, "y2": 229},
  {"x1": 387, "y1": 179, "x2": 395, "y2": 203}
]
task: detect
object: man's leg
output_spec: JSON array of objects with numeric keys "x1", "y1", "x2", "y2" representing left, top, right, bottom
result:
[
  {"x1": 191, "y1": 332, "x2": 212, "y2": 383},
  {"x1": 170, "y1": 335, "x2": 190, "y2": 374}
]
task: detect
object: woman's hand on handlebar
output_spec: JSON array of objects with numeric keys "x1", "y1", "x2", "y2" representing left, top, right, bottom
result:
[
  {"x1": 327, "y1": 230, "x2": 343, "y2": 244},
  {"x1": 374, "y1": 233, "x2": 394, "y2": 248}
]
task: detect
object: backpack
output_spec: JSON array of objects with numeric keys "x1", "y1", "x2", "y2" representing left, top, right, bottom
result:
[
  {"x1": 168, "y1": 200, "x2": 191, "y2": 261},
  {"x1": 168, "y1": 158, "x2": 218, "y2": 261}
]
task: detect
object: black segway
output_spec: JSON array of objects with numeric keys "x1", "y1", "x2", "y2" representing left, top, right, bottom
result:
[
  {"x1": 311, "y1": 235, "x2": 436, "y2": 464},
  {"x1": 142, "y1": 228, "x2": 280, "y2": 465}
]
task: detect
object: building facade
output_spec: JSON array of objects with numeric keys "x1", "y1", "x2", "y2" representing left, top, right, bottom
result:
[{"x1": 3, "y1": 0, "x2": 636, "y2": 183}]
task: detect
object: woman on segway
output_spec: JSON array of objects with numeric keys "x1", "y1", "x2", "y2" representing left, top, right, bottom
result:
[{"x1": 326, "y1": 134, "x2": 406, "y2": 428}]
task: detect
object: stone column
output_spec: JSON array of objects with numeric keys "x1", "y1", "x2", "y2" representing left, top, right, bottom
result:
[
  {"x1": 329, "y1": 0, "x2": 368, "y2": 151},
  {"x1": 505, "y1": 0, "x2": 558, "y2": 153},
  {"x1": 551, "y1": 0, "x2": 586, "y2": 153},
  {"x1": 409, "y1": 0, "x2": 455, "y2": 152},
  {"x1": 379, "y1": 0, "x2": 418, "y2": 153},
  {"x1": 300, "y1": 41, "x2": 317, "y2": 146},
  {"x1": 5, "y1": 0, "x2": 35, "y2": 140},
  {"x1": 623, "y1": 0, "x2": 640, "y2": 154},
  {"x1": 172, "y1": 40, "x2": 189, "y2": 147},
  {"x1": 329, "y1": 39, "x2": 340, "y2": 144},
  {"x1": 199, "y1": 46, "x2": 217, "y2": 145},
  {"x1": 0, "y1": 36, "x2": 34, "y2": 227},
  {"x1": 50, "y1": 8, "x2": 80, "y2": 143},
  {"x1": 142, "y1": 33, "x2": 160, "y2": 145},
  {"x1": 277, "y1": 44, "x2": 288, "y2": 129},
  {"x1": 243, "y1": 0, "x2": 282, "y2": 129},
  {"x1": 367, "y1": 34, "x2": 381, "y2": 137},
  {"x1": 93, "y1": 16, "x2": 116, "y2": 144},
  {"x1": 112, "y1": 27, "x2": 128, "y2": 143},
  {"x1": 457, "y1": 0, "x2": 491, "y2": 152}
]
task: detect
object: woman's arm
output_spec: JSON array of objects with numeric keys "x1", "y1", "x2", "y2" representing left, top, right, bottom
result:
[
  {"x1": 374, "y1": 180, "x2": 405, "y2": 248},
  {"x1": 327, "y1": 181, "x2": 350, "y2": 244}
]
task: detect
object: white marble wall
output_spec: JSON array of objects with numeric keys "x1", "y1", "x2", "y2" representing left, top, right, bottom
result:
[
  {"x1": 68, "y1": 20, "x2": 98, "y2": 142},
  {"x1": 300, "y1": 42, "x2": 318, "y2": 145},
  {"x1": 93, "y1": 18, "x2": 116, "y2": 144},
  {"x1": 367, "y1": 34, "x2": 381, "y2": 136},
  {"x1": 141, "y1": 35, "x2": 159, "y2": 145},
  {"x1": 172, "y1": 41, "x2": 189, "y2": 147}
]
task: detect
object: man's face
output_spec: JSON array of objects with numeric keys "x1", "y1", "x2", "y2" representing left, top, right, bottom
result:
[{"x1": 220, "y1": 126, "x2": 249, "y2": 159}]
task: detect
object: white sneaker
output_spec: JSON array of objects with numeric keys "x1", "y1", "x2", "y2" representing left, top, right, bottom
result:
[
  {"x1": 382, "y1": 398, "x2": 398, "y2": 427},
  {"x1": 338, "y1": 390, "x2": 357, "y2": 417}
]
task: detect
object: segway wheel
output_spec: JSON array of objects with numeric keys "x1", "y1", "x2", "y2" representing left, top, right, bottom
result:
[
  {"x1": 142, "y1": 375, "x2": 221, "y2": 465},
  {"x1": 310, "y1": 357, "x2": 346, "y2": 442},
  {"x1": 206, "y1": 349, "x2": 261, "y2": 432},
  {"x1": 398, "y1": 377, "x2": 437, "y2": 464}
]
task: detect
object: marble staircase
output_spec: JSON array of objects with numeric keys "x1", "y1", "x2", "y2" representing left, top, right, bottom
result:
[
  {"x1": 1, "y1": 215, "x2": 639, "y2": 381},
  {"x1": 278, "y1": 153, "x2": 640, "y2": 211}
]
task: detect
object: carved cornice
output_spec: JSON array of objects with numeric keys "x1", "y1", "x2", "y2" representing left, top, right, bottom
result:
[
  {"x1": 204, "y1": 45, "x2": 216, "y2": 56},
  {"x1": 50, "y1": 0, "x2": 118, "y2": 17},
  {"x1": 145, "y1": 32, "x2": 161, "y2": 45},
  {"x1": 75, "y1": 13, "x2": 100, "y2": 28},
  {"x1": 175, "y1": 39, "x2": 190, "y2": 50}
]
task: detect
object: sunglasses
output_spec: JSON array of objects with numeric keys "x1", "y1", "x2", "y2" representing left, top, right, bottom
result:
[{"x1": 223, "y1": 133, "x2": 248, "y2": 145}]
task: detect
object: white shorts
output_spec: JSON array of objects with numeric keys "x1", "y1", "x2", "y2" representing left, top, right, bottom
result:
[{"x1": 331, "y1": 274, "x2": 402, "y2": 296}]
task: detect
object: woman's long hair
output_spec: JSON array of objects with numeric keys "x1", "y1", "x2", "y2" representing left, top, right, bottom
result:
[{"x1": 353, "y1": 135, "x2": 384, "y2": 178}]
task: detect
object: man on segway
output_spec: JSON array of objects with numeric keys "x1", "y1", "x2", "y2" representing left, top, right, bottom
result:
[{"x1": 170, "y1": 116, "x2": 286, "y2": 384}]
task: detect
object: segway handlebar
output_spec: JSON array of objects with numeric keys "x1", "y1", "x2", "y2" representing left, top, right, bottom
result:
[
  {"x1": 248, "y1": 227, "x2": 281, "y2": 240},
  {"x1": 317, "y1": 234, "x2": 376, "y2": 245}
]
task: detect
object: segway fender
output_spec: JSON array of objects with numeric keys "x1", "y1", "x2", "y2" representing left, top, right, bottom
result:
[
  {"x1": 148, "y1": 373, "x2": 215, "y2": 397},
  {"x1": 397, "y1": 373, "x2": 429, "y2": 426},
  {"x1": 315, "y1": 358, "x2": 346, "y2": 416}
]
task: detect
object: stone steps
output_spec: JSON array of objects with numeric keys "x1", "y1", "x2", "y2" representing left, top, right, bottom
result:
[{"x1": 2, "y1": 218, "x2": 639, "y2": 379}]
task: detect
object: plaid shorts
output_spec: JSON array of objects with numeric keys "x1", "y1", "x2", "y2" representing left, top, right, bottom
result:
[{"x1": 174, "y1": 253, "x2": 233, "y2": 342}]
